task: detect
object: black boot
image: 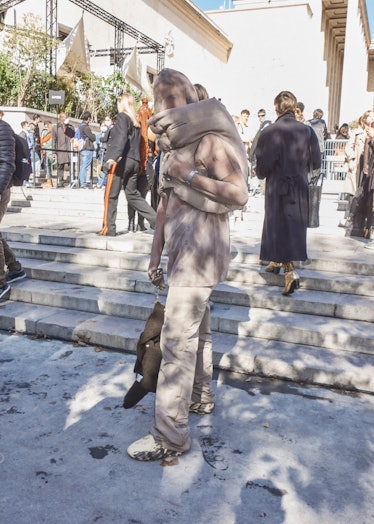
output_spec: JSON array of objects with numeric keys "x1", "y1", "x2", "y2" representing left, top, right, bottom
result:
[
  {"x1": 137, "y1": 216, "x2": 146, "y2": 231},
  {"x1": 128, "y1": 218, "x2": 135, "y2": 232}
]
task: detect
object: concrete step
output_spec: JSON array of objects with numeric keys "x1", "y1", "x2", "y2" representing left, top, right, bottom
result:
[
  {"x1": 2, "y1": 227, "x2": 154, "y2": 251},
  {"x1": 8, "y1": 239, "x2": 374, "y2": 297},
  {"x1": 2, "y1": 188, "x2": 373, "y2": 394},
  {"x1": 6, "y1": 278, "x2": 374, "y2": 355},
  {"x1": 16, "y1": 258, "x2": 374, "y2": 321},
  {"x1": 3, "y1": 225, "x2": 374, "y2": 276},
  {"x1": 0, "y1": 299, "x2": 372, "y2": 394},
  {"x1": 7, "y1": 205, "x2": 120, "y2": 219}
]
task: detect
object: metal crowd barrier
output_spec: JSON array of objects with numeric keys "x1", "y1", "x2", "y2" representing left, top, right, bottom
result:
[
  {"x1": 321, "y1": 139, "x2": 348, "y2": 181},
  {"x1": 36, "y1": 146, "x2": 94, "y2": 188}
]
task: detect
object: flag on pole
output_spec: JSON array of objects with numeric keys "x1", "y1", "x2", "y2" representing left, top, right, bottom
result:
[
  {"x1": 123, "y1": 47, "x2": 143, "y2": 91},
  {"x1": 56, "y1": 17, "x2": 90, "y2": 76}
]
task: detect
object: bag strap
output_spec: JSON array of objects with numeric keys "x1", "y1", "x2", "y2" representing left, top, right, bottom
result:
[{"x1": 307, "y1": 125, "x2": 323, "y2": 187}]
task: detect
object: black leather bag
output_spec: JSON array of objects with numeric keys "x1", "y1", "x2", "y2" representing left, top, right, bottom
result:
[
  {"x1": 308, "y1": 183, "x2": 322, "y2": 228},
  {"x1": 306, "y1": 125, "x2": 323, "y2": 228},
  {"x1": 123, "y1": 300, "x2": 164, "y2": 409},
  {"x1": 350, "y1": 184, "x2": 364, "y2": 216}
]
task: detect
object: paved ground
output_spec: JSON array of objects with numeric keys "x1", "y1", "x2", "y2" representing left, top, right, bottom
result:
[{"x1": 1, "y1": 331, "x2": 373, "y2": 524}]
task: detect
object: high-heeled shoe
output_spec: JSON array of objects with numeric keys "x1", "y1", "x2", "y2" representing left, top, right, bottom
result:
[
  {"x1": 282, "y1": 262, "x2": 300, "y2": 296},
  {"x1": 265, "y1": 261, "x2": 282, "y2": 274}
]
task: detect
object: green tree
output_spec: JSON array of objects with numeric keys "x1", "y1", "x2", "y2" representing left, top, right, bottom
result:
[
  {"x1": 2, "y1": 13, "x2": 57, "y2": 108},
  {"x1": 95, "y1": 71, "x2": 143, "y2": 121},
  {"x1": 0, "y1": 53, "x2": 19, "y2": 105},
  {"x1": 0, "y1": 13, "x2": 146, "y2": 119}
]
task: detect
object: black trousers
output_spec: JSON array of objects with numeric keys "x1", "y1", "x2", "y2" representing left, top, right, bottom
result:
[
  {"x1": 128, "y1": 172, "x2": 150, "y2": 227},
  {"x1": 101, "y1": 158, "x2": 156, "y2": 236}
]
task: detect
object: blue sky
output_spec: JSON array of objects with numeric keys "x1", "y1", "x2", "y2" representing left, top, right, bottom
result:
[{"x1": 192, "y1": 1, "x2": 374, "y2": 38}]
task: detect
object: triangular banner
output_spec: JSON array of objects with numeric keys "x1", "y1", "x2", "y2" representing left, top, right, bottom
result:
[
  {"x1": 56, "y1": 17, "x2": 90, "y2": 76},
  {"x1": 123, "y1": 47, "x2": 143, "y2": 92}
]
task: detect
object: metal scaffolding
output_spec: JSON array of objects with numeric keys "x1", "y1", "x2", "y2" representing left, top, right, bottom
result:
[
  {"x1": 0, "y1": 0, "x2": 26, "y2": 10},
  {"x1": 46, "y1": 0, "x2": 57, "y2": 76},
  {"x1": 66, "y1": 0, "x2": 165, "y2": 71},
  {"x1": 0, "y1": 0, "x2": 165, "y2": 75}
]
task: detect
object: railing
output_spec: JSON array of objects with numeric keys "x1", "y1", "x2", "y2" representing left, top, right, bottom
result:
[{"x1": 321, "y1": 139, "x2": 348, "y2": 181}]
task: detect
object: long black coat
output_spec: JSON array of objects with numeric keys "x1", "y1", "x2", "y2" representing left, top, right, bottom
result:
[
  {"x1": 256, "y1": 112, "x2": 321, "y2": 262},
  {"x1": 0, "y1": 120, "x2": 15, "y2": 194},
  {"x1": 104, "y1": 113, "x2": 140, "y2": 176}
]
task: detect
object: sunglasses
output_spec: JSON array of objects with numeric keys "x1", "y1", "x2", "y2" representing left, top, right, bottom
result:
[{"x1": 258, "y1": 114, "x2": 265, "y2": 118}]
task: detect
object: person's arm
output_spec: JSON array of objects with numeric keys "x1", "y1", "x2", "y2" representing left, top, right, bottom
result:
[
  {"x1": 162, "y1": 134, "x2": 248, "y2": 207},
  {"x1": 83, "y1": 124, "x2": 96, "y2": 142},
  {"x1": 147, "y1": 192, "x2": 168, "y2": 289},
  {"x1": 104, "y1": 114, "x2": 129, "y2": 165},
  {"x1": 101, "y1": 128, "x2": 110, "y2": 144},
  {"x1": 310, "y1": 128, "x2": 322, "y2": 170},
  {"x1": 40, "y1": 131, "x2": 52, "y2": 147},
  {"x1": 345, "y1": 132, "x2": 357, "y2": 161},
  {"x1": 0, "y1": 124, "x2": 15, "y2": 194}
]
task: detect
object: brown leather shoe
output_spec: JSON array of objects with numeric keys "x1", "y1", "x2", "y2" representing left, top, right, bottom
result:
[{"x1": 265, "y1": 261, "x2": 282, "y2": 274}]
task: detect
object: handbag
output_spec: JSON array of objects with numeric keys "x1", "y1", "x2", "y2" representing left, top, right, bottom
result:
[
  {"x1": 308, "y1": 183, "x2": 322, "y2": 228},
  {"x1": 349, "y1": 172, "x2": 365, "y2": 215},
  {"x1": 123, "y1": 300, "x2": 164, "y2": 409},
  {"x1": 307, "y1": 125, "x2": 323, "y2": 228}
]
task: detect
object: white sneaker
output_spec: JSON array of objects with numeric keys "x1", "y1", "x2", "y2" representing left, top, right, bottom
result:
[
  {"x1": 189, "y1": 402, "x2": 215, "y2": 414},
  {"x1": 0, "y1": 283, "x2": 11, "y2": 301},
  {"x1": 127, "y1": 434, "x2": 182, "y2": 461}
]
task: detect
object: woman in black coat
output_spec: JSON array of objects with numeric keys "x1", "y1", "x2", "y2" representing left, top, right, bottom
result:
[
  {"x1": 255, "y1": 91, "x2": 321, "y2": 295},
  {"x1": 100, "y1": 93, "x2": 156, "y2": 236}
]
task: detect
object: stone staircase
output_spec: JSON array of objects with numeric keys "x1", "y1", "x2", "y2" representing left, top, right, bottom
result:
[{"x1": 2, "y1": 186, "x2": 374, "y2": 394}]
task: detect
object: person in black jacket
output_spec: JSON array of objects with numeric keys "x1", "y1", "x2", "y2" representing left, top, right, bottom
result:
[
  {"x1": 77, "y1": 111, "x2": 96, "y2": 189},
  {"x1": 0, "y1": 120, "x2": 26, "y2": 300},
  {"x1": 99, "y1": 93, "x2": 156, "y2": 236},
  {"x1": 256, "y1": 91, "x2": 321, "y2": 295}
]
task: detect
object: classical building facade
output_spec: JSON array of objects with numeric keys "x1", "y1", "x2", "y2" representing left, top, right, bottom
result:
[
  {"x1": 0, "y1": 0, "x2": 372, "y2": 132},
  {"x1": 207, "y1": 0, "x2": 374, "y2": 132}
]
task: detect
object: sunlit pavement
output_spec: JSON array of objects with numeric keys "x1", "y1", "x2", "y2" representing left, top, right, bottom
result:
[{"x1": 1, "y1": 331, "x2": 373, "y2": 524}]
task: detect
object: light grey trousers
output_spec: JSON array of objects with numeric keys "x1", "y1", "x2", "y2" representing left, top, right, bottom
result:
[
  {"x1": 151, "y1": 286, "x2": 215, "y2": 452},
  {"x1": 0, "y1": 188, "x2": 20, "y2": 286}
]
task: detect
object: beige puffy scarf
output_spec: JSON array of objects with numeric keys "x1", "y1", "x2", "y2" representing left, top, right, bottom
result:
[{"x1": 149, "y1": 97, "x2": 249, "y2": 213}]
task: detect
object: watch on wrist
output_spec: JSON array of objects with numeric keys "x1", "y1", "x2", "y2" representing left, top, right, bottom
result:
[{"x1": 185, "y1": 170, "x2": 198, "y2": 186}]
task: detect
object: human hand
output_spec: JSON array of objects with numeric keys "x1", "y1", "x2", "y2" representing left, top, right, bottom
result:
[
  {"x1": 103, "y1": 159, "x2": 115, "y2": 174},
  {"x1": 162, "y1": 150, "x2": 195, "y2": 184},
  {"x1": 148, "y1": 267, "x2": 165, "y2": 290}
]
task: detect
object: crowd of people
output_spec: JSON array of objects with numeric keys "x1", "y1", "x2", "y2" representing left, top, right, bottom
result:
[
  {"x1": 233, "y1": 101, "x2": 374, "y2": 247},
  {"x1": 4, "y1": 91, "x2": 373, "y2": 247},
  {"x1": 10, "y1": 100, "x2": 160, "y2": 234},
  {"x1": 1, "y1": 69, "x2": 373, "y2": 464}
]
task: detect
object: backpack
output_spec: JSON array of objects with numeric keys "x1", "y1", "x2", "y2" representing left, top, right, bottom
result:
[
  {"x1": 73, "y1": 123, "x2": 86, "y2": 151},
  {"x1": 12, "y1": 134, "x2": 30, "y2": 186}
]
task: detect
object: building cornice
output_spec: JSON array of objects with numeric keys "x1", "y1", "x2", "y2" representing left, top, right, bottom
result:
[
  {"x1": 359, "y1": 0, "x2": 372, "y2": 49},
  {"x1": 165, "y1": 0, "x2": 233, "y2": 62}
]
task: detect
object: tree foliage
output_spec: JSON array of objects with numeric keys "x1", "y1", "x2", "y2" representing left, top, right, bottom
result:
[
  {"x1": 0, "y1": 13, "x2": 146, "y2": 120},
  {"x1": 2, "y1": 13, "x2": 57, "y2": 108},
  {"x1": 0, "y1": 53, "x2": 19, "y2": 105}
]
